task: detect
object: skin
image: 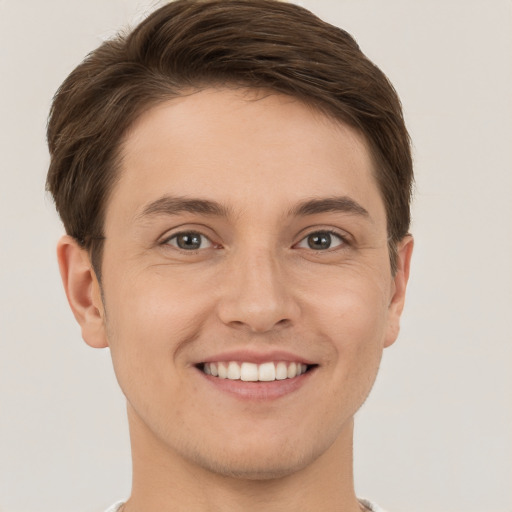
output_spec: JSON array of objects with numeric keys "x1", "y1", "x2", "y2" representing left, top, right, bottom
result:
[{"x1": 58, "y1": 88, "x2": 413, "y2": 512}]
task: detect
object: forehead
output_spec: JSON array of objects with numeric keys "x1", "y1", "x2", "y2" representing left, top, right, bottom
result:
[{"x1": 111, "y1": 87, "x2": 384, "y2": 224}]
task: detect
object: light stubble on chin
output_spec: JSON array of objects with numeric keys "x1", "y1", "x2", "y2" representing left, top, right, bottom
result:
[{"x1": 170, "y1": 434, "x2": 332, "y2": 482}]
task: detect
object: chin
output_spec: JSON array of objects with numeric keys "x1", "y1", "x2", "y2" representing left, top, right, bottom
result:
[
  {"x1": 192, "y1": 451, "x2": 312, "y2": 481},
  {"x1": 178, "y1": 433, "x2": 328, "y2": 481}
]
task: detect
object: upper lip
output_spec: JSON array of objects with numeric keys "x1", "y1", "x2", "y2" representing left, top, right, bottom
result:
[{"x1": 197, "y1": 349, "x2": 316, "y2": 366}]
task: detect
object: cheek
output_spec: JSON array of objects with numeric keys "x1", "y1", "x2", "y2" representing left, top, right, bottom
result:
[
  {"x1": 307, "y1": 270, "x2": 391, "y2": 381},
  {"x1": 102, "y1": 269, "x2": 209, "y2": 394},
  {"x1": 308, "y1": 267, "x2": 391, "y2": 340},
  {"x1": 105, "y1": 264, "x2": 208, "y2": 337}
]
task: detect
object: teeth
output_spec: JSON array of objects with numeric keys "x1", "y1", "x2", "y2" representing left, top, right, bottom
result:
[
  {"x1": 240, "y1": 362, "x2": 259, "y2": 382},
  {"x1": 202, "y1": 361, "x2": 309, "y2": 381},
  {"x1": 258, "y1": 362, "x2": 276, "y2": 381},
  {"x1": 275, "y1": 362, "x2": 288, "y2": 380},
  {"x1": 218, "y1": 362, "x2": 228, "y2": 379},
  {"x1": 227, "y1": 361, "x2": 241, "y2": 380}
]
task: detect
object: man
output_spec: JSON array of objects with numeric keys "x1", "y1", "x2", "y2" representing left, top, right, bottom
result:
[{"x1": 46, "y1": 1, "x2": 413, "y2": 510}]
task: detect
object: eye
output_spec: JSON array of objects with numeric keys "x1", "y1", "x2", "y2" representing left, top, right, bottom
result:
[
  {"x1": 296, "y1": 230, "x2": 346, "y2": 251},
  {"x1": 164, "y1": 231, "x2": 213, "y2": 251}
]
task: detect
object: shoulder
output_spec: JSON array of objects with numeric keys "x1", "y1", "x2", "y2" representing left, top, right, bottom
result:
[
  {"x1": 359, "y1": 498, "x2": 388, "y2": 512},
  {"x1": 104, "y1": 500, "x2": 385, "y2": 512},
  {"x1": 104, "y1": 502, "x2": 124, "y2": 512}
]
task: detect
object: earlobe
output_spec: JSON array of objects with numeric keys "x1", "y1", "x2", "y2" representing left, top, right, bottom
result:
[
  {"x1": 57, "y1": 235, "x2": 108, "y2": 348},
  {"x1": 384, "y1": 235, "x2": 414, "y2": 348}
]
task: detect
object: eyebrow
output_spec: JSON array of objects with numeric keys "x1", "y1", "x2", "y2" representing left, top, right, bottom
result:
[
  {"x1": 137, "y1": 196, "x2": 232, "y2": 221},
  {"x1": 289, "y1": 196, "x2": 370, "y2": 218},
  {"x1": 136, "y1": 194, "x2": 369, "y2": 222}
]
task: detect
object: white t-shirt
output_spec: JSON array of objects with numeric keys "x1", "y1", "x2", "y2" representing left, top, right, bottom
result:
[{"x1": 105, "y1": 498, "x2": 386, "y2": 511}]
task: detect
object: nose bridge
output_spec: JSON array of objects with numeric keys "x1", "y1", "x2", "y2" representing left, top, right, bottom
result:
[{"x1": 217, "y1": 242, "x2": 298, "y2": 332}]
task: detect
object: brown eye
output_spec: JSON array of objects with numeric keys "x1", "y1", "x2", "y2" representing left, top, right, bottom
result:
[
  {"x1": 297, "y1": 231, "x2": 345, "y2": 251},
  {"x1": 166, "y1": 232, "x2": 212, "y2": 251}
]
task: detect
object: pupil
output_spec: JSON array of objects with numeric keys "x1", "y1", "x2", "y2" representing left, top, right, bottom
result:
[
  {"x1": 308, "y1": 232, "x2": 331, "y2": 250},
  {"x1": 177, "y1": 233, "x2": 201, "y2": 250}
]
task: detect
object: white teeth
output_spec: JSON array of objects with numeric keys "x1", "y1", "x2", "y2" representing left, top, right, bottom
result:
[
  {"x1": 275, "y1": 362, "x2": 288, "y2": 380},
  {"x1": 202, "y1": 361, "x2": 310, "y2": 381},
  {"x1": 258, "y1": 362, "x2": 276, "y2": 381},
  {"x1": 227, "y1": 361, "x2": 241, "y2": 380},
  {"x1": 218, "y1": 362, "x2": 228, "y2": 379},
  {"x1": 240, "y1": 362, "x2": 259, "y2": 381}
]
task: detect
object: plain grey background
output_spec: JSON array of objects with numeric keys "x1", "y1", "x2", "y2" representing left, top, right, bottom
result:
[{"x1": 1, "y1": 1, "x2": 511, "y2": 511}]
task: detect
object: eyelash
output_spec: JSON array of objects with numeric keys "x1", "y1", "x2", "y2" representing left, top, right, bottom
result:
[
  {"x1": 162, "y1": 231, "x2": 215, "y2": 252},
  {"x1": 295, "y1": 230, "x2": 348, "y2": 251},
  {"x1": 161, "y1": 229, "x2": 350, "y2": 253}
]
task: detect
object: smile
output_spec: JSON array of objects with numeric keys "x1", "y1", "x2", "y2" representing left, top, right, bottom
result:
[{"x1": 201, "y1": 361, "x2": 310, "y2": 382}]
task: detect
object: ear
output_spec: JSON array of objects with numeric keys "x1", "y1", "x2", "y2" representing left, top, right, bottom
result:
[
  {"x1": 57, "y1": 235, "x2": 108, "y2": 348},
  {"x1": 384, "y1": 235, "x2": 414, "y2": 348}
]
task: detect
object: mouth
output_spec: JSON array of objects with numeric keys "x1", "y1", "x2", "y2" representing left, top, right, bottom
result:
[
  {"x1": 197, "y1": 361, "x2": 315, "y2": 382},
  {"x1": 194, "y1": 350, "x2": 318, "y2": 400}
]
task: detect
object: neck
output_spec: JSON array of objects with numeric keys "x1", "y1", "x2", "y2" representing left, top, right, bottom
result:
[{"x1": 124, "y1": 405, "x2": 361, "y2": 512}]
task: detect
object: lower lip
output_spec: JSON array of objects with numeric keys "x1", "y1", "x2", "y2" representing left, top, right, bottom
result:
[{"x1": 196, "y1": 367, "x2": 316, "y2": 400}]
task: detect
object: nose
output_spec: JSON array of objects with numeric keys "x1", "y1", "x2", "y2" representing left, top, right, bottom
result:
[{"x1": 216, "y1": 248, "x2": 300, "y2": 333}]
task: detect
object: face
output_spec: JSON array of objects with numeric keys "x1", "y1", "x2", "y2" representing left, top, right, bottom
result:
[{"x1": 89, "y1": 88, "x2": 410, "y2": 478}]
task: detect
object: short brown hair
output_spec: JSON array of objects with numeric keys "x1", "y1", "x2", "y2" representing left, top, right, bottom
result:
[{"x1": 46, "y1": 0, "x2": 412, "y2": 277}]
